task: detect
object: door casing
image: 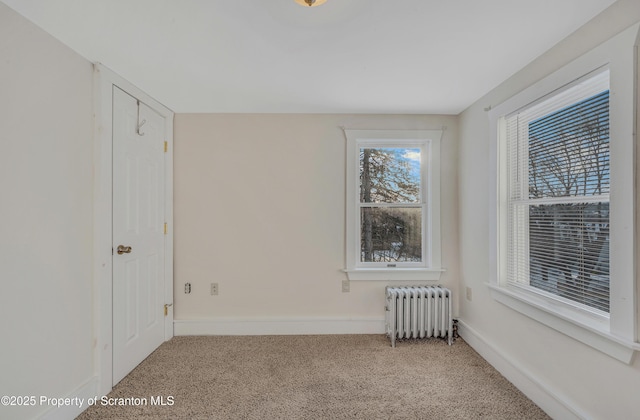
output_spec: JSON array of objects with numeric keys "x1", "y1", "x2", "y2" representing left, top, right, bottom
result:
[{"x1": 93, "y1": 63, "x2": 174, "y2": 396}]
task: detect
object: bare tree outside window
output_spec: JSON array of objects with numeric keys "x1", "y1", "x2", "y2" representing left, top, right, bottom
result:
[
  {"x1": 527, "y1": 91, "x2": 610, "y2": 312},
  {"x1": 359, "y1": 147, "x2": 422, "y2": 263}
]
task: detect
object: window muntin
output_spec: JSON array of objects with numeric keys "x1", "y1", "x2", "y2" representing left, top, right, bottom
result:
[{"x1": 504, "y1": 69, "x2": 610, "y2": 313}]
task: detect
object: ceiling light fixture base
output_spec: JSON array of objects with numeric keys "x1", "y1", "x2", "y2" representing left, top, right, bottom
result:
[{"x1": 294, "y1": 0, "x2": 327, "y2": 7}]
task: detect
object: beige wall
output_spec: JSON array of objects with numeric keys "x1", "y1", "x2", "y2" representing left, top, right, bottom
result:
[
  {"x1": 174, "y1": 114, "x2": 459, "y2": 323},
  {"x1": 458, "y1": 1, "x2": 640, "y2": 418},
  {"x1": 0, "y1": 3, "x2": 94, "y2": 419}
]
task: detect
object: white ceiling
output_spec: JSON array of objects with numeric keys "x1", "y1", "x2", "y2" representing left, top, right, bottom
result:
[{"x1": 2, "y1": 0, "x2": 617, "y2": 114}]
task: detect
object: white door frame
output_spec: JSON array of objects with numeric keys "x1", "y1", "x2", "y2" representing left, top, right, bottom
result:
[{"x1": 93, "y1": 63, "x2": 174, "y2": 396}]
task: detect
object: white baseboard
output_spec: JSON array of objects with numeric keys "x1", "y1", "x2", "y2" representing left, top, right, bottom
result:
[
  {"x1": 38, "y1": 376, "x2": 99, "y2": 420},
  {"x1": 457, "y1": 320, "x2": 587, "y2": 420},
  {"x1": 174, "y1": 316, "x2": 386, "y2": 336}
]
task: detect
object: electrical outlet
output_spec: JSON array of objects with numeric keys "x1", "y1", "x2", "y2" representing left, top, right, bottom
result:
[
  {"x1": 342, "y1": 280, "x2": 350, "y2": 293},
  {"x1": 211, "y1": 283, "x2": 219, "y2": 296},
  {"x1": 184, "y1": 283, "x2": 191, "y2": 294},
  {"x1": 466, "y1": 286, "x2": 472, "y2": 301}
]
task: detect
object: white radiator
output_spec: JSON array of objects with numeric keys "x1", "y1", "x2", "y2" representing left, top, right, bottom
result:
[{"x1": 385, "y1": 286, "x2": 453, "y2": 347}]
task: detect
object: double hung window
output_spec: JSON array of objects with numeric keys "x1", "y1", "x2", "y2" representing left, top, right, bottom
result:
[
  {"x1": 344, "y1": 130, "x2": 443, "y2": 281},
  {"x1": 504, "y1": 69, "x2": 610, "y2": 313},
  {"x1": 489, "y1": 23, "x2": 639, "y2": 362}
]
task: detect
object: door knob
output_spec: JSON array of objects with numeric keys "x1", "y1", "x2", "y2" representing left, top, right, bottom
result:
[{"x1": 117, "y1": 245, "x2": 132, "y2": 255}]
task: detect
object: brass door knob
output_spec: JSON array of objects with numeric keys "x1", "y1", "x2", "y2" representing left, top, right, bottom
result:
[{"x1": 117, "y1": 245, "x2": 132, "y2": 255}]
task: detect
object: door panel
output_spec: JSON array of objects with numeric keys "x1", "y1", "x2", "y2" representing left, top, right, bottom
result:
[{"x1": 112, "y1": 86, "x2": 166, "y2": 385}]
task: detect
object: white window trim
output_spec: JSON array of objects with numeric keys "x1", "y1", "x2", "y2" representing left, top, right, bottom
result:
[
  {"x1": 488, "y1": 24, "x2": 640, "y2": 363},
  {"x1": 344, "y1": 129, "x2": 443, "y2": 281}
]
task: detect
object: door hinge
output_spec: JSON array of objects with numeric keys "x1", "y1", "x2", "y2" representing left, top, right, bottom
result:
[
  {"x1": 164, "y1": 141, "x2": 168, "y2": 153},
  {"x1": 164, "y1": 223, "x2": 168, "y2": 235},
  {"x1": 164, "y1": 303, "x2": 173, "y2": 316}
]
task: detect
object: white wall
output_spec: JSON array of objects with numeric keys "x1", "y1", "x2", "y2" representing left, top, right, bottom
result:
[
  {"x1": 0, "y1": 4, "x2": 95, "y2": 419},
  {"x1": 458, "y1": 1, "x2": 640, "y2": 418},
  {"x1": 173, "y1": 114, "x2": 459, "y2": 332}
]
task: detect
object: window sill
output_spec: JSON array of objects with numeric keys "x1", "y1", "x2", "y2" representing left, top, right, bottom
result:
[
  {"x1": 344, "y1": 268, "x2": 444, "y2": 282},
  {"x1": 488, "y1": 284, "x2": 639, "y2": 364}
]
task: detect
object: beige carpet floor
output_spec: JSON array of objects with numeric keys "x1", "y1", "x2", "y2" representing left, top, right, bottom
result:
[{"x1": 77, "y1": 335, "x2": 549, "y2": 420}]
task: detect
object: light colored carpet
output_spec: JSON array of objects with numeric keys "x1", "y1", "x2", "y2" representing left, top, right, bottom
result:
[{"x1": 77, "y1": 335, "x2": 549, "y2": 419}]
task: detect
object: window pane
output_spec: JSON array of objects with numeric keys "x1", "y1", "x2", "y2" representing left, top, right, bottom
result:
[
  {"x1": 360, "y1": 147, "x2": 421, "y2": 203},
  {"x1": 529, "y1": 202, "x2": 609, "y2": 312},
  {"x1": 360, "y1": 207, "x2": 422, "y2": 262},
  {"x1": 528, "y1": 91, "x2": 609, "y2": 199}
]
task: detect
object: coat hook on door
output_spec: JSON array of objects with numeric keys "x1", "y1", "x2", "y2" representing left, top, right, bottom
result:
[{"x1": 136, "y1": 100, "x2": 146, "y2": 136}]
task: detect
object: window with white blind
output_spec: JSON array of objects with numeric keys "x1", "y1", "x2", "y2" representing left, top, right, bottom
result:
[
  {"x1": 488, "y1": 23, "x2": 639, "y2": 363},
  {"x1": 505, "y1": 69, "x2": 610, "y2": 314}
]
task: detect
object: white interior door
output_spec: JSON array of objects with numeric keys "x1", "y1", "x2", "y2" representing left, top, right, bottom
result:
[{"x1": 112, "y1": 86, "x2": 166, "y2": 385}]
